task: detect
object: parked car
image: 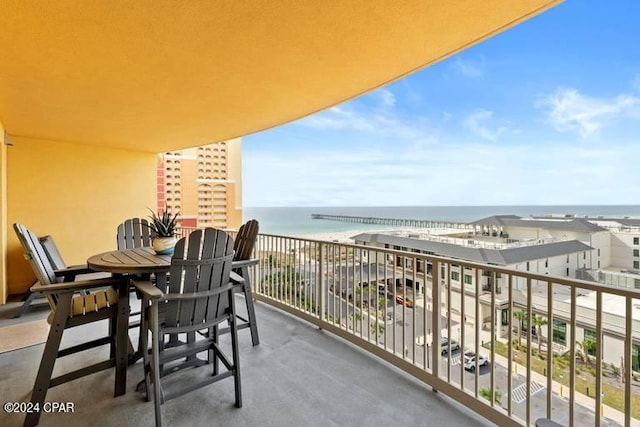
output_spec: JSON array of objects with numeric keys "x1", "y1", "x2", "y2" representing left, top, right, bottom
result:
[
  {"x1": 463, "y1": 351, "x2": 488, "y2": 370},
  {"x1": 395, "y1": 294, "x2": 414, "y2": 308},
  {"x1": 440, "y1": 337, "x2": 460, "y2": 355}
]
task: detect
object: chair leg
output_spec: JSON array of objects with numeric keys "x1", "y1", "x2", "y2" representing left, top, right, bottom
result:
[
  {"x1": 109, "y1": 317, "x2": 116, "y2": 358},
  {"x1": 114, "y1": 279, "x2": 130, "y2": 397},
  {"x1": 150, "y1": 304, "x2": 163, "y2": 427},
  {"x1": 229, "y1": 290, "x2": 242, "y2": 408},
  {"x1": 240, "y1": 267, "x2": 260, "y2": 346},
  {"x1": 140, "y1": 301, "x2": 151, "y2": 401},
  {"x1": 211, "y1": 325, "x2": 219, "y2": 376},
  {"x1": 12, "y1": 285, "x2": 40, "y2": 318},
  {"x1": 24, "y1": 293, "x2": 72, "y2": 427}
]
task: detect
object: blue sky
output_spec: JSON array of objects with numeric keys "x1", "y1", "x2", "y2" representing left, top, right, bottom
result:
[{"x1": 243, "y1": 1, "x2": 640, "y2": 207}]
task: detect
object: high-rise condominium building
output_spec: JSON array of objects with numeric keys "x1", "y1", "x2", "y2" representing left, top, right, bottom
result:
[{"x1": 157, "y1": 138, "x2": 242, "y2": 230}]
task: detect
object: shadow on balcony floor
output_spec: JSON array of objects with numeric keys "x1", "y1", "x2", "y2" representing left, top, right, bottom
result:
[{"x1": 0, "y1": 298, "x2": 494, "y2": 427}]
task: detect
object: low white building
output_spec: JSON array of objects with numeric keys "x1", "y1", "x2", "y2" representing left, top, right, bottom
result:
[{"x1": 351, "y1": 214, "x2": 640, "y2": 370}]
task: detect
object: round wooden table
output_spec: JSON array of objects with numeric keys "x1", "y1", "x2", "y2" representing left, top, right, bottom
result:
[
  {"x1": 87, "y1": 247, "x2": 171, "y2": 275},
  {"x1": 88, "y1": 247, "x2": 173, "y2": 371}
]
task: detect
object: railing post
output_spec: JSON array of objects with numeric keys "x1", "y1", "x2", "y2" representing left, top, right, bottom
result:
[
  {"x1": 319, "y1": 242, "x2": 326, "y2": 322},
  {"x1": 432, "y1": 259, "x2": 440, "y2": 384}
]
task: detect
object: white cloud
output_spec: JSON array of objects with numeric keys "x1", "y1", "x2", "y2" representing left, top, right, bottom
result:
[
  {"x1": 453, "y1": 57, "x2": 484, "y2": 78},
  {"x1": 539, "y1": 87, "x2": 640, "y2": 138},
  {"x1": 463, "y1": 110, "x2": 510, "y2": 141},
  {"x1": 375, "y1": 88, "x2": 396, "y2": 107},
  {"x1": 243, "y1": 82, "x2": 640, "y2": 207},
  {"x1": 294, "y1": 100, "x2": 440, "y2": 146},
  {"x1": 244, "y1": 137, "x2": 640, "y2": 207}
]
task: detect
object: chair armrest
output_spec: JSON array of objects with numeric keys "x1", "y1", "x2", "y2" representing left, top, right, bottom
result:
[
  {"x1": 31, "y1": 277, "x2": 128, "y2": 294},
  {"x1": 230, "y1": 271, "x2": 245, "y2": 285},
  {"x1": 54, "y1": 264, "x2": 96, "y2": 282},
  {"x1": 163, "y1": 282, "x2": 236, "y2": 301},
  {"x1": 133, "y1": 280, "x2": 164, "y2": 300},
  {"x1": 232, "y1": 258, "x2": 258, "y2": 269}
]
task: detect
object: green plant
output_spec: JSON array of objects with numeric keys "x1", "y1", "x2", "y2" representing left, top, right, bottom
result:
[
  {"x1": 146, "y1": 208, "x2": 179, "y2": 237},
  {"x1": 480, "y1": 387, "x2": 502, "y2": 404}
]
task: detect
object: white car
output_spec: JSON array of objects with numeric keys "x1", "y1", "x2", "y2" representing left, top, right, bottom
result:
[
  {"x1": 463, "y1": 351, "x2": 488, "y2": 370},
  {"x1": 440, "y1": 337, "x2": 460, "y2": 355}
]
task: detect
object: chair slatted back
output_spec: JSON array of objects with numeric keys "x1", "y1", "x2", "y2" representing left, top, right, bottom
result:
[
  {"x1": 164, "y1": 228, "x2": 234, "y2": 332},
  {"x1": 117, "y1": 218, "x2": 153, "y2": 250},
  {"x1": 39, "y1": 235, "x2": 68, "y2": 270},
  {"x1": 13, "y1": 224, "x2": 59, "y2": 308},
  {"x1": 233, "y1": 219, "x2": 259, "y2": 262}
]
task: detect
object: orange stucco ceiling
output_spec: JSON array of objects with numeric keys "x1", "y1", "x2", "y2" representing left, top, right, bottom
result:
[{"x1": 0, "y1": 0, "x2": 561, "y2": 153}]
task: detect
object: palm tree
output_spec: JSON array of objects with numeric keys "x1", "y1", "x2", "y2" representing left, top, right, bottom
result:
[
  {"x1": 576, "y1": 339, "x2": 596, "y2": 366},
  {"x1": 531, "y1": 315, "x2": 548, "y2": 354},
  {"x1": 513, "y1": 310, "x2": 527, "y2": 347}
]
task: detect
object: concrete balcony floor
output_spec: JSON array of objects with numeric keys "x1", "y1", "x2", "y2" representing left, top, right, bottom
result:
[{"x1": 0, "y1": 298, "x2": 493, "y2": 427}]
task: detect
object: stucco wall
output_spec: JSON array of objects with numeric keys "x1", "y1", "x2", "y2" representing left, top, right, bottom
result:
[
  {"x1": 6, "y1": 136, "x2": 157, "y2": 296},
  {"x1": 0, "y1": 121, "x2": 6, "y2": 303}
]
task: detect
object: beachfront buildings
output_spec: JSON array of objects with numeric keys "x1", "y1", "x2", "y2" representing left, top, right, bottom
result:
[
  {"x1": 157, "y1": 139, "x2": 243, "y2": 230},
  {"x1": 351, "y1": 215, "x2": 640, "y2": 370}
]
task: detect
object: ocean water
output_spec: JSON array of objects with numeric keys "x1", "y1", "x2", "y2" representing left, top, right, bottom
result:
[{"x1": 244, "y1": 205, "x2": 640, "y2": 236}]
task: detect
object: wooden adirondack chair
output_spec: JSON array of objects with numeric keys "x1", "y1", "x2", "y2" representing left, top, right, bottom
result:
[
  {"x1": 231, "y1": 219, "x2": 260, "y2": 346},
  {"x1": 12, "y1": 234, "x2": 107, "y2": 318},
  {"x1": 13, "y1": 223, "x2": 129, "y2": 427},
  {"x1": 135, "y1": 228, "x2": 241, "y2": 427},
  {"x1": 117, "y1": 217, "x2": 153, "y2": 249},
  {"x1": 116, "y1": 218, "x2": 157, "y2": 352}
]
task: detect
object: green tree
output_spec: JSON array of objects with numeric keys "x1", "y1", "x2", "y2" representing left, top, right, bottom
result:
[
  {"x1": 531, "y1": 315, "x2": 548, "y2": 354},
  {"x1": 576, "y1": 339, "x2": 596, "y2": 366},
  {"x1": 513, "y1": 310, "x2": 527, "y2": 347}
]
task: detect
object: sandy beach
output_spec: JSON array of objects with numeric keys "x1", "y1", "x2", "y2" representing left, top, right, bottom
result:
[
  {"x1": 292, "y1": 227, "x2": 446, "y2": 243},
  {"x1": 293, "y1": 230, "x2": 372, "y2": 243}
]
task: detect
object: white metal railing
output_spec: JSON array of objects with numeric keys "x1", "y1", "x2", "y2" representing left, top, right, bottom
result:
[{"x1": 247, "y1": 233, "x2": 640, "y2": 427}]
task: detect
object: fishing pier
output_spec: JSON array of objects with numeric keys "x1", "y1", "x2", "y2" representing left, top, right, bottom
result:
[{"x1": 311, "y1": 213, "x2": 471, "y2": 229}]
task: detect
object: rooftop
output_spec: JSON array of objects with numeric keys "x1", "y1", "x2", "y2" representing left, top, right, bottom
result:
[
  {"x1": 470, "y1": 216, "x2": 606, "y2": 233},
  {"x1": 351, "y1": 232, "x2": 592, "y2": 266}
]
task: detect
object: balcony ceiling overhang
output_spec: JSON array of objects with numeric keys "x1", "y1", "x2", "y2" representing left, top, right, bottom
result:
[{"x1": 0, "y1": 0, "x2": 561, "y2": 153}]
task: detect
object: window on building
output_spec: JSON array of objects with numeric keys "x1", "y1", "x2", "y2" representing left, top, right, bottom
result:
[
  {"x1": 566, "y1": 267, "x2": 569, "y2": 276},
  {"x1": 583, "y1": 251, "x2": 586, "y2": 259},
  {"x1": 545, "y1": 259, "x2": 548, "y2": 268},
  {"x1": 526, "y1": 261, "x2": 530, "y2": 271},
  {"x1": 552, "y1": 320, "x2": 567, "y2": 346},
  {"x1": 633, "y1": 344, "x2": 640, "y2": 372},
  {"x1": 634, "y1": 261, "x2": 640, "y2": 269},
  {"x1": 501, "y1": 310, "x2": 509, "y2": 326},
  {"x1": 583, "y1": 329, "x2": 597, "y2": 356},
  {"x1": 566, "y1": 255, "x2": 570, "y2": 263},
  {"x1": 635, "y1": 237, "x2": 639, "y2": 245},
  {"x1": 634, "y1": 249, "x2": 640, "y2": 257},
  {"x1": 464, "y1": 275, "x2": 473, "y2": 285},
  {"x1": 451, "y1": 271, "x2": 460, "y2": 281},
  {"x1": 597, "y1": 249, "x2": 600, "y2": 257}
]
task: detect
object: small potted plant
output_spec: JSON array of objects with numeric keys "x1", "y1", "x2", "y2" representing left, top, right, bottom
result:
[{"x1": 146, "y1": 208, "x2": 180, "y2": 255}]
